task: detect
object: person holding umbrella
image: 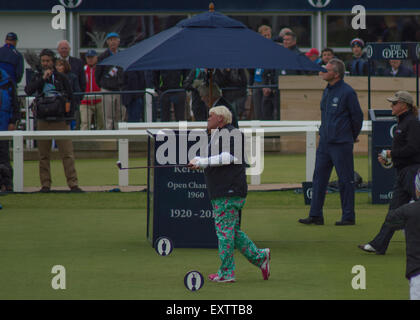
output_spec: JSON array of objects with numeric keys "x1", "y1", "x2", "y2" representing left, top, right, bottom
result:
[{"x1": 188, "y1": 105, "x2": 270, "y2": 283}]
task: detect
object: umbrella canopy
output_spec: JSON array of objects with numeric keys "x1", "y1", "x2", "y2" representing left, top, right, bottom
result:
[{"x1": 100, "y1": 11, "x2": 323, "y2": 72}]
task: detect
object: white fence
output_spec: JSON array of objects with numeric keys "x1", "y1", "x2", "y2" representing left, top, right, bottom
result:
[{"x1": 0, "y1": 120, "x2": 372, "y2": 192}]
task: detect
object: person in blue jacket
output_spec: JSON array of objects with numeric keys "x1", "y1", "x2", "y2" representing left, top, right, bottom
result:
[
  {"x1": 345, "y1": 38, "x2": 370, "y2": 76},
  {"x1": 0, "y1": 66, "x2": 20, "y2": 191},
  {"x1": 0, "y1": 32, "x2": 24, "y2": 85},
  {"x1": 299, "y1": 58, "x2": 364, "y2": 226}
]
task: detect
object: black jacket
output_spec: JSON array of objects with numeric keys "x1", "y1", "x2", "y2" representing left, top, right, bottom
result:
[
  {"x1": 346, "y1": 52, "x2": 372, "y2": 76},
  {"x1": 386, "y1": 200, "x2": 420, "y2": 279},
  {"x1": 391, "y1": 111, "x2": 420, "y2": 170},
  {"x1": 153, "y1": 70, "x2": 188, "y2": 92},
  {"x1": 25, "y1": 69, "x2": 74, "y2": 118},
  {"x1": 95, "y1": 49, "x2": 124, "y2": 91},
  {"x1": 262, "y1": 68, "x2": 278, "y2": 87},
  {"x1": 121, "y1": 70, "x2": 147, "y2": 105},
  {"x1": 204, "y1": 124, "x2": 247, "y2": 200},
  {"x1": 383, "y1": 65, "x2": 414, "y2": 78},
  {"x1": 24, "y1": 69, "x2": 72, "y2": 103},
  {"x1": 68, "y1": 56, "x2": 86, "y2": 98},
  {"x1": 214, "y1": 69, "x2": 248, "y2": 103},
  {"x1": 64, "y1": 72, "x2": 81, "y2": 116},
  {"x1": 24, "y1": 69, "x2": 73, "y2": 120}
]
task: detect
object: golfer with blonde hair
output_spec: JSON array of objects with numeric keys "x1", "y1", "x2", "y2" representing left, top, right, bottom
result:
[{"x1": 188, "y1": 106, "x2": 270, "y2": 283}]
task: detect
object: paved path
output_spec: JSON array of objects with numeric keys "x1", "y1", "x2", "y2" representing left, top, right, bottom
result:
[{"x1": 20, "y1": 183, "x2": 302, "y2": 193}]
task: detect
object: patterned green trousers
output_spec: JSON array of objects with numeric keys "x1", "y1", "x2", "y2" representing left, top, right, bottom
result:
[{"x1": 211, "y1": 196, "x2": 267, "y2": 280}]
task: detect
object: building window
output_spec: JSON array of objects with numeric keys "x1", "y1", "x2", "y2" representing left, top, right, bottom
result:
[
  {"x1": 327, "y1": 14, "x2": 420, "y2": 76},
  {"x1": 79, "y1": 14, "x2": 188, "y2": 49},
  {"x1": 229, "y1": 15, "x2": 312, "y2": 47},
  {"x1": 327, "y1": 14, "x2": 420, "y2": 48}
]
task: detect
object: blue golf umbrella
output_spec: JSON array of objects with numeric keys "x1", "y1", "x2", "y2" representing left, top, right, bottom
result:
[{"x1": 100, "y1": 10, "x2": 323, "y2": 72}]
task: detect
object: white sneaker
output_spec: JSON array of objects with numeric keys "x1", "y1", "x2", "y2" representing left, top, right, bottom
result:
[{"x1": 358, "y1": 244, "x2": 376, "y2": 253}]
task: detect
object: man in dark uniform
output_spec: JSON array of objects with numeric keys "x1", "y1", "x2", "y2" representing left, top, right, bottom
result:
[
  {"x1": 299, "y1": 58, "x2": 364, "y2": 226},
  {"x1": 0, "y1": 66, "x2": 20, "y2": 191},
  {"x1": 359, "y1": 91, "x2": 420, "y2": 254},
  {"x1": 0, "y1": 32, "x2": 24, "y2": 84}
]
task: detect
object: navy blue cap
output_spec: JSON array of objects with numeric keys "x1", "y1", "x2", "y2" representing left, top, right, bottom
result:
[
  {"x1": 105, "y1": 32, "x2": 120, "y2": 40},
  {"x1": 6, "y1": 32, "x2": 18, "y2": 41},
  {"x1": 85, "y1": 49, "x2": 97, "y2": 57}
]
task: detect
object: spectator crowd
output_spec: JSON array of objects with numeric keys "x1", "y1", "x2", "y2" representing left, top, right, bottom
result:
[{"x1": 1, "y1": 27, "x2": 419, "y2": 132}]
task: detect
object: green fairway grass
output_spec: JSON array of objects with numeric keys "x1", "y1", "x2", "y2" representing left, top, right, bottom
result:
[
  {"x1": 0, "y1": 191, "x2": 408, "y2": 300},
  {"x1": 18, "y1": 154, "x2": 369, "y2": 187}
]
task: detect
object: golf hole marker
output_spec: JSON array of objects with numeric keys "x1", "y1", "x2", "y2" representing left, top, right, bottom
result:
[
  {"x1": 184, "y1": 271, "x2": 204, "y2": 292},
  {"x1": 155, "y1": 237, "x2": 173, "y2": 256}
]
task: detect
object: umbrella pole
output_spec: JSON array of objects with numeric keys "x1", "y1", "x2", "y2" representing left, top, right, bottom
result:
[{"x1": 208, "y1": 3, "x2": 215, "y2": 107}]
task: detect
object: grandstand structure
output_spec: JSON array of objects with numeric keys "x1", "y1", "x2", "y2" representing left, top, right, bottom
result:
[
  {"x1": 0, "y1": 1, "x2": 419, "y2": 162},
  {"x1": 1, "y1": 1, "x2": 420, "y2": 91}
]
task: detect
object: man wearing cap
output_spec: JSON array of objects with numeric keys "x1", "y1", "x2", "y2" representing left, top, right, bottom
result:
[
  {"x1": 346, "y1": 38, "x2": 370, "y2": 76},
  {"x1": 0, "y1": 32, "x2": 24, "y2": 84},
  {"x1": 95, "y1": 32, "x2": 125, "y2": 129},
  {"x1": 306, "y1": 48, "x2": 321, "y2": 64},
  {"x1": 305, "y1": 48, "x2": 322, "y2": 76},
  {"x1": 384, "y1": 170, "x2": 420, "y2": 300},
  {"x1": 0, "y1": 62, "x2": 20, "y2": 191},
  {"x1": 359, "y1": 91, "x2": 420, "y2": 254},
  {"x1": 298, "y1": 58, "x2": 363, "y2": 226},
  {"x1": 80, "y1": 49, "x2": 104, "y2": 130}
]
